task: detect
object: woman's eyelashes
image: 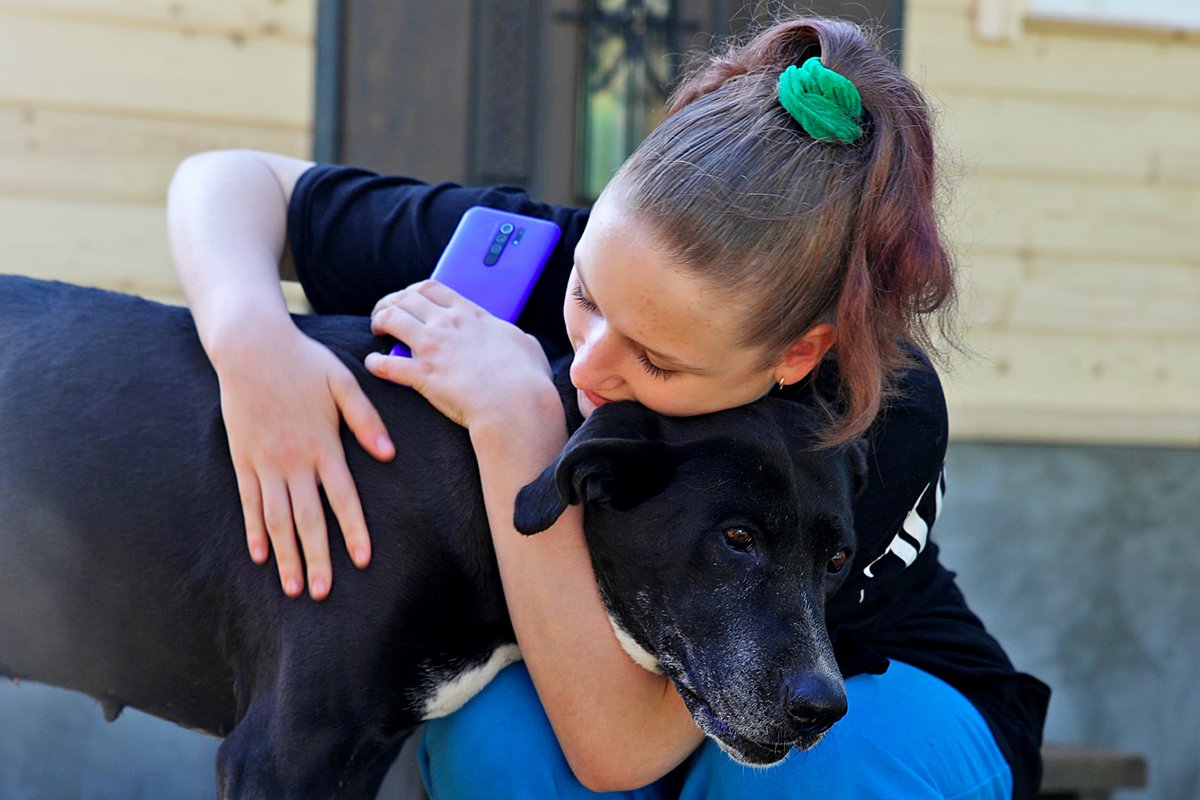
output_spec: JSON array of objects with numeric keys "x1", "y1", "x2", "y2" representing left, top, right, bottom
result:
[
  {"x1": 571, "y1": 282, "x2": 599, "y2": 313},
  {"x1": 638, "y1": 353, "x2": 675, "y2": 380},
  {"x1": 572, "y1": 281, "x2": 675, "y2": 381}
]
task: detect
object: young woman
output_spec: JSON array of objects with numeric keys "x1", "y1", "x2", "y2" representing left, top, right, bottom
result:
[{"x1": 168, "y1": 16, "x2": 1049, "y2": 800}]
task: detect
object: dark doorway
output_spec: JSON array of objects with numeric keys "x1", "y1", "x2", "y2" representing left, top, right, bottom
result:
[{"x1": 317, "y1": 0, "x2": 903, "y2": 206}]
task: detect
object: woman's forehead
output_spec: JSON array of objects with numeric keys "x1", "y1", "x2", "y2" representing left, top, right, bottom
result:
[{"x1": 576, "y1": 201, "x2": 752, "y2": 367}]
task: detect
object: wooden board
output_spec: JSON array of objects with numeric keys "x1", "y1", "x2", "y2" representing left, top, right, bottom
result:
[
  {"x1": 944, "y1": 328, "x2": 1197, "y2": 414},
  {"x1": 2, "y1": 196, "x2": 175, "y2": 295},
  {"x1": 932, "y1": 92, "x2": 1200, "y2": 186},
  {"x1": 947, "y1": 405, "x2": 1200, "y2": 447},
  {"x1": 0, "y1": 106, "x2": 310, "y2": 204},
  {"x1": 947, "y1": 174, "x2": 1199, "y2": 266},
  {"x1": 959, "y1": 254, "x2": 1200, "y2": 339},
  {"x1": 906, "y1": 2, "x2": 1200, "y2": 106},
  {"x1": 0, "y1": 0, "x2": 314, "y2": 40},
  {"x1": 0, "y1": 11, "x2": 313, "y2": 125}
]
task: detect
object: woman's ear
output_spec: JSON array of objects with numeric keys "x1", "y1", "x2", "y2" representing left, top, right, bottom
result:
[{"x1": 775, "y1": 323, "x2": 836, "y2": 386}]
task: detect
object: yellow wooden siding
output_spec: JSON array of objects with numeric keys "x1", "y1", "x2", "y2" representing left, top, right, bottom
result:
[
  {"x1": 0, "y1": 1, "x2": 314, "y2": 303},
  {"x1": 0, "y1": 108, "x2": 309, "y2": 205},
  {"x1": 906, "y1": 0, "x2": 1200, "y2": 446},
  {"x1": 0, "y1": 0, "x2": 314, "y2": 40}
]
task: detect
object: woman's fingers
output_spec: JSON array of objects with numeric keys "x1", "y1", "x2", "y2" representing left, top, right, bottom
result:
[
  {"x1": 371, "y1": 282, "x2": 445, "y2": 324},
  {"x1": 214, "y1": 323, "x2": 391, "y2": 601},
  {"x1": 372, "y1": 279, "x2": 470, "y2": 316},
  {"x1": 331, "y1": 369, "x2": 394, "y2": 463},
  {"x1": 365, "y1": 350, "x2": 421, "y2": 385},
  {"x1": 234, "y1": 465, "x2": 269, "y2": 564},
  {"x1": 411, "y1": 279, "x2": 481, "y2": 308},
  {"x1": 326, "y1": 370, "x2": 385, "y2": 569},
  {"x1": 288, "y1": 475, "x2": 332, "y2": 600},
  {"x1": 320, "y1": 459, "x2": 372, "y2": 569},
  {"x1": 261, "y1": 477, "x2": 305, "y2": 597},
  {"x1": 371, "y1": 281, "x2": 485, "y2": 338},
  {"x1": 371, "y1": 283, "x2": 489, "y2": 374},
  {"x1": 370, "y1": 302, "x2": 422, "y2": 345}
]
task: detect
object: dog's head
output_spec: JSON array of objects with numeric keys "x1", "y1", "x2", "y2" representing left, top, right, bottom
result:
[{"x1": 514, "y1": 397, "x2": 866, "y2": 765}]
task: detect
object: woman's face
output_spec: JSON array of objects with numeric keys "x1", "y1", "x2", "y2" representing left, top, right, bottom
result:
[{"x1": 564, "y1": 194, "x2": 785, "y2": 419}]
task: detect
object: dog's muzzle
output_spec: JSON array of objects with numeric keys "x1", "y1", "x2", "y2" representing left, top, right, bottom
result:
[{"x1": 677, "y1": 671, "x2": 848, "y2": 766}]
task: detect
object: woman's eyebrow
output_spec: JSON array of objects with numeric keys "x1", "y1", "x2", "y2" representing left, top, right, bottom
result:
[{"x1": 575, "y1": 262, "x2": 707, "y2": 372}]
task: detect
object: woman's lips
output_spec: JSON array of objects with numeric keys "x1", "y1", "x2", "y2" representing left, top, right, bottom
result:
[{"x1": 582, "y1": 390, "x2": 612, "y2": 408}]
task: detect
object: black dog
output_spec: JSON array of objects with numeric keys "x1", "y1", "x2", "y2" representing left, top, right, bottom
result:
[{"x1": 0, "y1": 275, "x2": 862, "y2": 798}]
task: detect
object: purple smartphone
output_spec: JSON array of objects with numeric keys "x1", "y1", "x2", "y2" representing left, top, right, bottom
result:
[{"x1": 388, "y1": 206, "x2": 562, "y2": 357}]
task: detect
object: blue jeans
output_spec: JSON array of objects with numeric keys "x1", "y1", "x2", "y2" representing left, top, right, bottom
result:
[{"x1": 418, "y1": 660, "x2": 1012, "y2": 799}]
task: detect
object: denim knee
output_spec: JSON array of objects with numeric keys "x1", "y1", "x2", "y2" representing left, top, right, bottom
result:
[{"x1": 418, "y1": 662, "x2": 674, "y2": 800}]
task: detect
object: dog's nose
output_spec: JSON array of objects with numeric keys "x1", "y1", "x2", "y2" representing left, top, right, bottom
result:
[{"x1": 783, "y1": 674, "x2": 847, "y2": 736}]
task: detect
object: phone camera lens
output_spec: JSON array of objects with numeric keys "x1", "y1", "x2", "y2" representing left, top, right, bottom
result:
[{"x1": 500, "y1": 223, "x2": 514, "y2": 235}]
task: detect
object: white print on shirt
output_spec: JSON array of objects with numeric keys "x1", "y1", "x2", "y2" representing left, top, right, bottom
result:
[{"x1": 860, "y1": 470, "x2": 945, "y2": 580}]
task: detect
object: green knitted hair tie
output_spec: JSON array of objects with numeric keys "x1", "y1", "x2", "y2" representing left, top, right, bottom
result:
[{"x1": 777, "y1": 57, "x2": 864, "y2": 144}]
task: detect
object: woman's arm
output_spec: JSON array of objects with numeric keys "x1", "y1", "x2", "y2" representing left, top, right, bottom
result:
[
  {"x1": 367, "y1": 282, "x2": 704, "y2": 791},
  {"x1": 167, "y1": 149, "x2": 395, "y2": 599},
  {"x1": 471, "y1": 414, "x2": 705, "y2": 790}
]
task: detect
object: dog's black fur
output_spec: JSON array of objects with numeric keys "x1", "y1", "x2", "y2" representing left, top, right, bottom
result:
[{"x1": 0, "y1": 275, "x2": 862, "y2": 798}]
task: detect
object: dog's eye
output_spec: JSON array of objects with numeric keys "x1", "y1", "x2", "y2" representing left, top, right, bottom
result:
[
  {"x1": 827, "y1": 549, "x2": 849, "y2": 573},
  {"x1": 723, "y1": 527, "x2": 755, "y2": 552}
]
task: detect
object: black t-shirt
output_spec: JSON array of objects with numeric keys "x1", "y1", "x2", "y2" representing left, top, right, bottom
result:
[{"x1": 289, "y1": 164, "x2": 1050, "y2": 799}]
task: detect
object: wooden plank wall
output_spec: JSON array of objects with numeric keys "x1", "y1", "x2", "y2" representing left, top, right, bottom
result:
[
  {"x1": 905, "y1": 0, "x2": 1200, "y2": 447},
  {"x1": 0, "y1": 1, "x2": 315, "y2": 301}
]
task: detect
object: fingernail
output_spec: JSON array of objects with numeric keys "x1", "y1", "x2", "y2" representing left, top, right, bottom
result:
[
  {"x1": 285, "y1": 577, "x2": 302, "y2": 596},
  {"x1": 311, "y1": 577, "x2": 328, "y2": 597},
  {"x1": 251, "y1": 545, "x2": 266, "y2": 562},
  {"x1": 354, "y1": 547, "x2": 370, "y2": 567},
  {"x1": 377, "y1": 435, "x2": 393, "y2": 453}
]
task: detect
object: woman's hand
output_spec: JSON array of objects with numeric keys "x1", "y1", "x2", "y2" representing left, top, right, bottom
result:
[
  {"x1": 364, "y1": 280, "x2": 555, "y2": 428},
  {"x1": 210, "y1": 316, "x2": 395, "y2": 600}
]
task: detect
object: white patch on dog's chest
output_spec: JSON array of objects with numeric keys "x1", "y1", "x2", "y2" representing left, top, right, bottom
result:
[
  {"x1": 419, "y1": 644, "x2": 523, "y2": 720},
  {"x1": 608, "y1": 615, "x2": 662, "y2": 674}
]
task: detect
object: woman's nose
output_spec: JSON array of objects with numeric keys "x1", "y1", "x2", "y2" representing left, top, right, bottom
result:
[{"x1": 571, "y1": 322, "x2": 624, "y2": 391}]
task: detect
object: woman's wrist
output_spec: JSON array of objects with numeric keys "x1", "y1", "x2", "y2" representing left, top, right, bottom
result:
[
  {"x1": 202, "y1": 297, "x2": 296, "y2": 374},
  {"x1": 467, "y1": 377, "x2": 566, "y2": 451}
]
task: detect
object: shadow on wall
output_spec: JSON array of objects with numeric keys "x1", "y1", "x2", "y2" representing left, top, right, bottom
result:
[{"x1": 937, "y1": 442, "x2": 1200, "y2": 800}]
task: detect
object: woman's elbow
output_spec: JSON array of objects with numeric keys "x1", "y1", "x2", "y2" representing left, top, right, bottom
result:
[{"x1": 563, "y1": 746, "x2": 678, "y2": 793}]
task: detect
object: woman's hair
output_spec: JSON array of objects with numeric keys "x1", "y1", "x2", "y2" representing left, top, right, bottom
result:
[{"x1": 607, "y1": 15, "x2": 956, "y2": 445}]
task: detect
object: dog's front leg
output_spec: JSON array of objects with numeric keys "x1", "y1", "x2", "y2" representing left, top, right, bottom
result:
[{"x1": 216, "y1": 690, "x2": 406, "y2": 800}]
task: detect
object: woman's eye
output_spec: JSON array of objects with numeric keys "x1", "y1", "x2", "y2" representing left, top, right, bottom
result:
[
  {"x1": 723, "y1": 527, "x2": 755, "y2": 552},
  {"x1": 638, "y1": 353, "x2": 675, "y2": 380},
  {"x1": 571, "y1": 282, "x2": 599, "y2": 313},
  {"x1": 827, "y1": 549, "x2": 849, "y2": 573}
]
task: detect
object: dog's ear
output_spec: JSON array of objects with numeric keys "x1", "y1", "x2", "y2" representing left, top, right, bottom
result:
[{"x1": 513, "y1": 406, "x2": 678, "y2": 535}]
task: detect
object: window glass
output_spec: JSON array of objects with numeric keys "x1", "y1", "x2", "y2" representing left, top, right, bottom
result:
[{"x1": 579, "y1": 0, "x2": 678, "y2": 201}]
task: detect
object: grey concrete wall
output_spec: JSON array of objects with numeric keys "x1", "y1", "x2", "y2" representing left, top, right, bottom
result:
[
  {"x1": 3, "y1": 442, "x2": 1196, "y2": 798},
  {"x1": 937, "y1": 443, "x2": 1200, "y2": 800},
  {"x1": 0, "y1": 681, "x2": 425, "y2": 798},
  {"x1": 0, "y1": 682, "x2": 218, "y2": 799}
]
